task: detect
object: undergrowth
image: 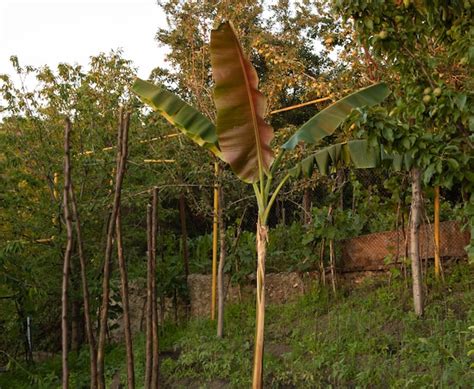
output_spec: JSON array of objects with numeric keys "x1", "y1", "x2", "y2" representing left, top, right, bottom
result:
[{"x1": 1, "y1": 264, "x2": 473, "y2": 388}]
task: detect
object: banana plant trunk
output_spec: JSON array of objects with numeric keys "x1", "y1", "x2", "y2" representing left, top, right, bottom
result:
[
  {"x1": 252, "y1": 218, "x2": 268, "y2": 389},
  {"x1": 217, "y1": 186, "x2": 226, "y2": 338}
]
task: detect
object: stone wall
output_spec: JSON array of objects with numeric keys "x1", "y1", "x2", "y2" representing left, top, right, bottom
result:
[
  {"x1": 187, "y1": 272, "x2": 306, "y2": 317},
  {"x1": 111, "y1": 220, "x2": 468, "y2": 337}
]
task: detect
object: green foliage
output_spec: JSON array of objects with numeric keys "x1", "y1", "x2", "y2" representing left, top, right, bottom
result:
[
  {"x1": 334, "y1": 0, "x2": 473, "y2": 257},
  {"x1": 14, "y1": 264, "x2": 467, "y2": 388},
  {"x1": 162, "y1": 264, "x2": 474, "y2": 387}
]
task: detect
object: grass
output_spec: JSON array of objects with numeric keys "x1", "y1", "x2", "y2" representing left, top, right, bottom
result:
[{"x1": 1, "y1": 264, "x2": 473, "y2": 388}]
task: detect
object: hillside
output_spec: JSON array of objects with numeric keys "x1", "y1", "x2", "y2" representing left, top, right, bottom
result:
[{"x1": 2, "y1": 263, "x2": 473, "y2": 388}]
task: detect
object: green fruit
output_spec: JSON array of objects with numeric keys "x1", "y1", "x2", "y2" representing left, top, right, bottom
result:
[
  {"x1": 423, "y1": 87, "x2": 432, "y2": 95},
  {"x1": 433, "y1": 87, "x2": 442, "y2": 97},
  {"x1": 364, "y1": 19, "x2": 373, "y2": 30},
  {"x1": 423, "y1": 95, "x2": 432, "y2": 104},
  {"x1": 379, "y1": 30, "x2": 388, "y2": 40}
]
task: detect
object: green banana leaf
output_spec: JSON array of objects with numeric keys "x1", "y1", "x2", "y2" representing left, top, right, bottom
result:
[
  {"x1": 211, "y1": 21, "x2": 274, "y2": 183},
  {"x1": 380, "y1": 146, "x2": 414, "y2": 171},
  {"x1": 282, "y1": 83, "x2": 390, "y2": 150},
  {"x1": 288, "y1": 139, "x2": 380, "y2": 178},
  {"x1": 132, "y1": 78, "x2": 221, "y2": 158}
]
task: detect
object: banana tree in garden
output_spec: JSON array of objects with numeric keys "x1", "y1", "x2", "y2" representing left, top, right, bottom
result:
[{"x1": 133, "y1": 21, "x2": 389, "y2": 388}]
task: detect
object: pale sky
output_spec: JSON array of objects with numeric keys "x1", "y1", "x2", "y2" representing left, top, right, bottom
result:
[{"x1": 0, "y1": 0, "x2": 168, "y2": 79}]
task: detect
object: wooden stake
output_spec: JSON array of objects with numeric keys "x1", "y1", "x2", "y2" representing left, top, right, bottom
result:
[
  {"x1": 151, "y1": 187, "x2": 160, "y2": 388},
  {"x1": 179, "y1": 192, "x2": 190, "y2": 319},
  {"x1": 211, "y1": 162, "x2": 219, "y2": 320},
  {"x1": 144, "y1": 204, "x2": 153, "y2": 389},
  {"x1": 434, "y1": 186, "x2": 441, "y2": 279},
  {"x1": 179, "y1": 193, "x2": 190, "y2": 280}
]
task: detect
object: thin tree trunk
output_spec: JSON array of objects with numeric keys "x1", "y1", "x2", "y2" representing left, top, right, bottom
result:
[
  {"x1": 97, "y1": 110, "x2": 130, "y2": 389},
  {"x1": 302, "y1": 187, "x2": 312, "y2": 224},
  {"x1": 410, "y1": 168, "x2": 424, "y2": 316},
  {"x1": 116, "y1": 207, "x2": 135, "y2": 389},
  {"x1": 173, "y1": 289, "x2": 178, "y2": 324},
  {"x1": 144, "y1": 204, "x2": 153, "y2": 389},
  {"x1": 70, "y1": 252, "x2": 81, "y2": 354},
  {"x1": 62, "y1": 118, "x2": 73, "y2": 389},
  {"x1": 401, "y1": 209, "x2": 409, "y2": 286},
  {"x1": 68, "y1": 179, "x2": 98, "y2": 389},
  {"x1": 252, "y1": 219, "x2": 268, "y2": 389},
  {"x1": 319, "y1": 239, "x2": 326, "y2": 286},
  {"x1": 327, "y1": 204, "x2": 337, "y2": 293},
  {"x1": 159, "y1": 212, "x2": 165, "y2": 327},
  {"x1": 329, "y1": 239, "x2": 337, "y2": 295},
  {"x1": 70, "y1": 298, "x2": 80, "y2": 353},
  {"x1": 151, "y1": 187, "x2": 160, "y2": 389},
  {"x1": 217, "y1": 186, "x2": 226, "y2": 338}
]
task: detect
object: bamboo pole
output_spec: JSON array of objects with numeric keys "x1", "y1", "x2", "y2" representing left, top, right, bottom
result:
[
  {"x1": 211, "y1": 162, "x2": 219, "y2": 320},
  {"x1": 269, "y1": 96, "x2": 332, "y2": 115},
  {"x1": 78, "y1": 133, "x2": 180, "y2": 156},
  {"x1": 434, "y1": 186, "x2": 441, "y2": 279}
]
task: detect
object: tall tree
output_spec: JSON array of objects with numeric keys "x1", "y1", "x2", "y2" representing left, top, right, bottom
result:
[{"x1": 335, "y1": 0, "x2": 474, "y2": 312}]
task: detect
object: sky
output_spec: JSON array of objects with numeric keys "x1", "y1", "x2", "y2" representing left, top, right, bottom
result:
[{"x1": 0, "y1": 0, "x2": 169, "y2": 79}]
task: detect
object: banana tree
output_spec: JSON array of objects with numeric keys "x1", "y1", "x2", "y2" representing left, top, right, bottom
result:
[{"x1": 133, "y1": 21, "x2": 389, "y2": 388}]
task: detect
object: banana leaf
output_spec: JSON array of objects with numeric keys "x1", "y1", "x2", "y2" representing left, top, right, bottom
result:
[
  {"x1": 288, "y1": 139, "x2": 380, "y2": 178},
  {"x1": 282, "y1": 83, "x2": 390, "y2": 150},
  {"x1": 210, "y1": 21, "x2": 274, "y2": 183},
  {"x1": 132, "y1": 78, "x2": 221, "y2": 158}
]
